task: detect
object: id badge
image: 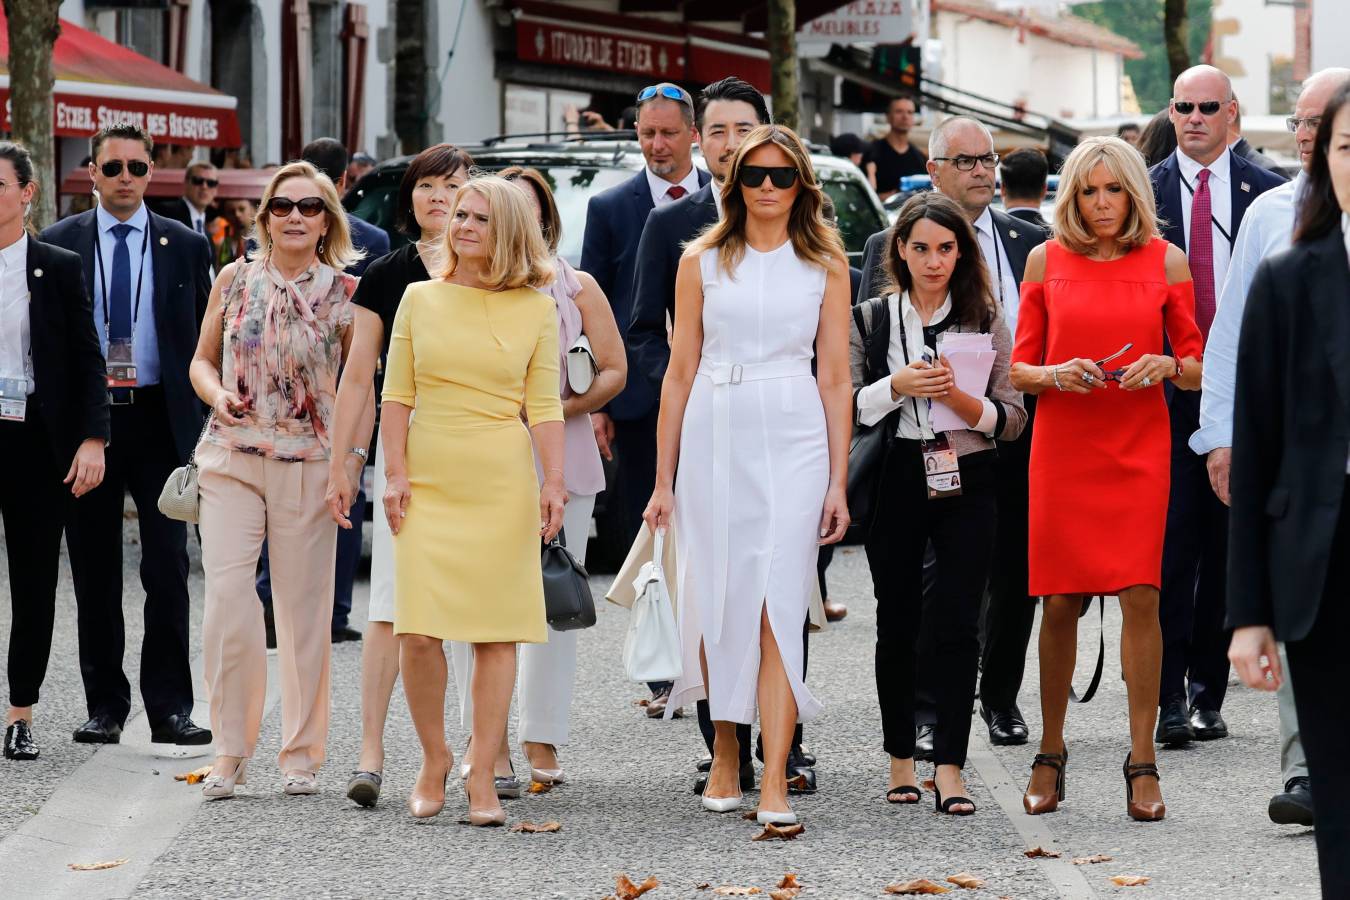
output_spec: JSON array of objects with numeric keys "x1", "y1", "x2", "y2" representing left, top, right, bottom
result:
[
  {"x1": 0, "y1": 377, "x2": 26, "y2": 422},
  {"x1": 106, "y1": 338, "x2": 137, "y2": 388},
  {"x1": 921, "y1": 435, "x2": 963, "y2": 500}
]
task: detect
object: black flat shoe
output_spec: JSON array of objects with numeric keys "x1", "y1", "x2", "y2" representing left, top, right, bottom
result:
[
  {"x1": 914, "y1": 724, "x2": 935, "y2": 762},
  {"x1": 887, "y1": 785, "x2": 921, "y2": 804},
  {"x1": 981, "y1": 704, "x2": 1029, "y2": 745},
  {"x1": 347, "y1": 770, "x2": 382, "y2": 808},
  {"x1": 1269, "y1": 776, "x2": 1314, "y2": 826},
  {"x1": 1155, "y1": 698, "x2": 1194, "y2": 745},
  {"x1": 73, "y1": 714, "x2": 122, "y2": 744},
  {"x1": 1189, "y1": 707, "x2": 1228, "y2": 741},
  {"x1": 150, "y1": 714, "x2": 212, "y2": 745},
  {"x1": 934, "y1": 785, "x2": 976, "y2": 816},
  {"x1": 4, "y1": 719, "x2": 39, "y2": 760}
]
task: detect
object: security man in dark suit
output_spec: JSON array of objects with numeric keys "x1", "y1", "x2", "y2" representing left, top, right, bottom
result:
[
  {"x1": 40, "y1": 124, "x2": 213, "y2": 747},
  {"x1": 1149, "y1": 65, "x2": 1286, "y2": 747},
  {"x1": 581, "y1": 82, "x2": 709, "y2": 715},
  {"x1": 0, "y1": 142, "x2": 110, "y2": 761},
  {"x1": 999, "y1": 148, "x2": 1051, "y2": 233},
  {"x1": 857, "y1": 116, "x2": 1048, "y2": 756},
  {"x1": 153, "y1": 160, "x2": 219, "y2": 237},
  {"x1": 1228, "y1": 103, "x2": 1286, "y2": 175}
]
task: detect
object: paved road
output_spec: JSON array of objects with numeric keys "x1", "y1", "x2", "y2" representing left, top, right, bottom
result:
[{"x1": 0, "y1": 527, "x2": 1321, "y2": 898}]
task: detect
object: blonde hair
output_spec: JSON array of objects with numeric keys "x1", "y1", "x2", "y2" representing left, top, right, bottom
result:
[
  {"x1": 254, "y1": 161, "x2": 362, "y2": 270},
  {"x1": 1053, "y1": 136, "x2": 1161, "y2": 256},
  {"x1": 686, "y1": 124, "x2": 845, "y2": 276},
  {"x1": 436, "y1": 175, "x2": 554, "y2": 290}
]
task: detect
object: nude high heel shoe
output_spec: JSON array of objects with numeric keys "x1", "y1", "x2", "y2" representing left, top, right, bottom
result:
[
  {"x1": 408, "y1": 771, "x2": 449, "y2": 819},
  {"x1": 464, "y1": 777, "x2": 507, "y2": 827},
  {"x1": 202, "y1": 758, "x2": 247, "y2": 800},
  {"x1": 522, "y1": 742, "x2": 565, "y2": 785}
]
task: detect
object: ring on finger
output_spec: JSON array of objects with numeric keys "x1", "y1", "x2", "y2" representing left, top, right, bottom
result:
[
  {"x1": 1081, "y1": 372, "x2": 1095, "y2": 384},
  {"x1": 1142, "y1": 375, "x2": 1153, "y2": 386}
]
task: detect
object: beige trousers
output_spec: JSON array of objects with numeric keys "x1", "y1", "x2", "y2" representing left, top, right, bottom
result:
[{"x1": 198, "y1": 442, "x2": 336, "y2": 774}]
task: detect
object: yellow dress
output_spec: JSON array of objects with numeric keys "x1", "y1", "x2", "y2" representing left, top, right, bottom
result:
[{"x1": 382, "y1": 281, "x2": 563, "y2": 642}]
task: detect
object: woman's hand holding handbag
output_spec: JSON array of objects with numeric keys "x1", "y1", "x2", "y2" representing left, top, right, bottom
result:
[
  {"x1": 622, "y1": 528, "x2": 682, "y2": 683},
  {"x1": 542, "y1": 528, "x2": 596, "y2": 631}
]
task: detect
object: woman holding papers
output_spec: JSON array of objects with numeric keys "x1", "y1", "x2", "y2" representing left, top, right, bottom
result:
[
  {"x1": 1010, "y1": 137, "x2": 1202, "y2": 822},
  {"x1": 850, "y1": 192, "x2": 1025, "y2": 816}
]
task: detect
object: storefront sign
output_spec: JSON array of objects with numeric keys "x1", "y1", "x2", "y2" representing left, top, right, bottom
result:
[
  {"x1": 800, "y1": 1, "x2": 915, "y2": 45},
  {"x1": 0, "y1": 90, "x2": 242, "y2": 148},
  {"x1": 517, "y1": 20, "x2": 685, "y2": 80}
]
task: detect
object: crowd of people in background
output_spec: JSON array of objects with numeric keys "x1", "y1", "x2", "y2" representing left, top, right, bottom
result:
[{"x1": 2, "y1": 59, "x2": 1350, "y2": 898}]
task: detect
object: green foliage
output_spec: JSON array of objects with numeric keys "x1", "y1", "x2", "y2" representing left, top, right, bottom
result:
[{"x1": 1075, "y1": 0, "x2": 1213, "y2": 114}]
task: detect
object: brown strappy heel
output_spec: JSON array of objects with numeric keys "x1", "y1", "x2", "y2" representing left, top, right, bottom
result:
[
  {"x1": 1123, "y1": 753, "x2": 1166, "y2": 822},
  {"x1": 1023, "y1": 750, "x2": 1067, "y2": 815}
]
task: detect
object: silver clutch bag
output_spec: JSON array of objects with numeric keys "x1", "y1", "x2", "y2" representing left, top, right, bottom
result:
[{"x1": 158, "y1": 415, "x2": 214, "y2": 524}]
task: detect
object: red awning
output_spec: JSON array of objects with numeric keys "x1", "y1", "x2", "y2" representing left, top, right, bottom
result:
[{"x1": 0, "y1": 11, "x2": 241, "y2": 148}]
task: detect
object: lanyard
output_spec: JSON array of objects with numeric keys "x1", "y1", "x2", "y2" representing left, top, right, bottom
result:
[
  {"x1": 94, "y1": 223, "x2": 151, "y2": 335},
  {"x1": 896, "y1": 300, "x2": 955, "y2": 438},
  {"x1": 1178, "y1": 172, "x2": 1234, "y2": 247},
  {"x1": 990, "y1": 232, "x2": 1005, "y2": 307}
]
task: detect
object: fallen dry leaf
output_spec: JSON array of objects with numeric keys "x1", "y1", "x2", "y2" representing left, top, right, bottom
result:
[
  {"x1": 712, "y1": 888, "x2": 761, "y2": 896},
  {"x1": 752, "y1": 822, "x2": 806, "y2": 842},
  {"x1": 946, "y1": 873, "x2": 984, "y2": 889},
  {"x1": 1072, "y1": 855, "x2": 1114, "y2": 865},
  {"x1": 527, "y1": 780, "x2": 553, "y2": 794},
  {"x1": 614, "y1": 873, "x2": 660, "y2": 899},
  {"x1": 174, "y1": 766, "x2": 212, "y2": 784},
  {"x1": 696, "y1": 884, "x2": 711, "y2": 891},
  {"x1": 768, "y1": 890, "x2": 799, "y2": 900},
  {"x1": 68, "y1": 858, "x2": 128, "y2": 872},
  {"x1": 778, "y1": 874, "x2": 801, "y2": 889},
  {"x1": 633, "y1": 698, "x2": 650, "y2": 707},
  {"x1": 883, "y1": 879, "x2": 951, "y2": 895},
  {"x1": 509, "y1": 820, "x2": 561, "y2": 834},
  {"x1": 1023, "y1": 847, "x2": 1062, "y2": 859},
  {"x1": 741, "y1": 810, "x2": 758, "y2": 821},
  {"x1": 1110, "y1": 875, "x2": 1150, "y2": 887}
]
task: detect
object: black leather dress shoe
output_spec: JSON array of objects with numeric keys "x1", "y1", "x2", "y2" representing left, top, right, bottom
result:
[
  {"x1": 1154, "y1": 698, "x2": 1194, "y2": 745},
  {"x1": 331, "y1": 626, "x2": 364, "y2": 644},
  {"x1": 150, "y1": 714, "x2": 212, "y2": 745},
  {"x1": 1268, "y1": 776, "x2": 1315, "y2": 826},
  {"x1": 1189, "y1": 707, "x2": 1228, "y2": 741},
  {"x1": 4, "y1": 719, "x2": 39, "y2": 760},
  {"x1": 798, "y1": 749, "x2": 816, "y2": 767},
  {"x1": 915, "y1": 724, "x2": 936, "y2": 761},
  {"x1": 264, "y1": 606, "x2": 278, "y2": 651},
  {"x1": 693, "y1": 761, "x2": 756, "y2": 795},
  {"x1": 697, "y1": 755, "x2": 713, "y2": 773},
  {"x1": 73, "y1": 715, "x2": 122, "y2": 744},
  {"x1": 981, "y1": 704, "x2": 1030, "y2": 745},
  {"x1": 787, "y1": 748, "x2": 817, "y2": 794}
]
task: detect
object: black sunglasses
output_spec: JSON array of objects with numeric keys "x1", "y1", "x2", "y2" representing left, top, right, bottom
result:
[
  {"x1": 1173, "y1": 100, "x2": 1224, "y2": 116},
  {"x1": 266, "y1": 196, "x2": 326, "y2": 218},
  {"x1": 189, "y1": 175, "x2": 220, "y2": 188},
  {"x1": 739, "y1": 165, "x2": 799, "y2": 189},
  {"x1": 100, "y1": 160, "x2": 150, "y2": 178},
  {"x1": 637, "y1": 84, "x2": 691, "y2": 107},
  {"x1": 1095, "y1": 342, "x2": 1134, "y2": 383}
]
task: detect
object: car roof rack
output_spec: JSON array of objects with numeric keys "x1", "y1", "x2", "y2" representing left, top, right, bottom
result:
[{"x1": 481, "y1": 130, "x2": 638, "y2": 146}]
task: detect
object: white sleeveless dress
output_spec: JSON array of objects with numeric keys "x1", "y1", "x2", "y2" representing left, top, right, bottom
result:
[{"x1": 668, "y1": 243, "x2": 829, "y2": 725}]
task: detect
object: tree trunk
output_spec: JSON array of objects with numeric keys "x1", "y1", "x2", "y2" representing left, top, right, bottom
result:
[
  {"x1": 4, "y1": 0, "x2": 61, "y2": 230},
  {"x1": 1164, "y1": 0, "x2": 1190, "y2": 87},
  {"x1": 766, "y1": 0, "x2": 798, "y2": 132}
]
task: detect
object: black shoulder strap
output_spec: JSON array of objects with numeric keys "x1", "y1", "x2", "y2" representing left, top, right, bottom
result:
[{"x1": 1069, "y1": 596, "x2": 1105, "y2": 704}]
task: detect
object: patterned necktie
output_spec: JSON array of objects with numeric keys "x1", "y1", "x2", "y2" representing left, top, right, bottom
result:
[
  {"x1": 109, "y1": 223, "x2": 134, "y2": 342},
  {"x1": 1189, "y1": 168, "x2": 1216, "y2": 340},
  {"x1": 666, "y1": 185, "x2": 687, "y2": 201}
]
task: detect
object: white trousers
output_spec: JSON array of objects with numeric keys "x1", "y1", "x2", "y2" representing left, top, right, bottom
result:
[{"x1": 450, "y1": 491, "x2": 595, "y2": 747}]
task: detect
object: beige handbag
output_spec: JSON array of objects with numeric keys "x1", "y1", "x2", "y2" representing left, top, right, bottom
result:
[{"x1": 157, "y1": 414, "x2": 214, "y2": 524}]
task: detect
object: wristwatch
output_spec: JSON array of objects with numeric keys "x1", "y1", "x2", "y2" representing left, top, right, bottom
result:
[{"x1": 347, "y1": 446, "x2": 369, "y2": 462}]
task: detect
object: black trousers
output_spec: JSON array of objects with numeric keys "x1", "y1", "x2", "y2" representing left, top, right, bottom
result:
[
  {"x1": 1159, "y1": 391, "x2": 1230, "y2": 711},
  {"x1": 979, "y1": 395, "x2": 1037, "y2": 710},
  {"x1": 1, "y1": 406, "x2": 69, "y2": 708},
  {"x1": 867, "y1": 442, "x2": 998, "y2": 766},
  {"x1": 1285, "y1": 490, "x2": 1350, "y2": 897},
  {"x1": 696, "y1": 617, "x2": 808, "y2": 764},
  {"x1": 64, "y1": 386, "x2": 194, "y2": 727}
]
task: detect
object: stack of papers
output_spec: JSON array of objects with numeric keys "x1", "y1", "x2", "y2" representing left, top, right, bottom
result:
[{"x1": 930, "y1": 332, "x2": 996, "y2": 432}]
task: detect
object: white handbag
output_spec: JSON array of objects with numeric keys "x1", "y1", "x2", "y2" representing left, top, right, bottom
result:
[
  {"x1": 566, "y1": 334, "x2": 598, "y2": 394},
  {"x1": 622, "y1": 529, "x2": 683, "y2": 683}
]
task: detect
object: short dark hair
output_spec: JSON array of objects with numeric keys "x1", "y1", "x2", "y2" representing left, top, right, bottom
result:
[
  {"x1": 999, "y1": 148, "x2": 1048, "y2": 201},
  {"x1": 889, "y1": 94, "x2": 918, "y2": 112},
  {"x1": 697, "y1": 76, "x2": 770, "y2": 130},
  {"x1": 829, "y1": 132, "x2": 866, "y2": 158},
  {"x1": 0, "y1": 141, "x2": 35, "y2": 186},
  {"x1": 1295, "y1": 81, "x2": 1350, "y2": 244},
  {"x1": 91, "y1": 124, "x2": 152, "y2": 161},
  {"x1": 1116, "y1": 122, "x2": 1141, "y2": 137},
  {"x1": 397, "y1": 143, "x2": 475, "y2": 237},
  {"x1": 301, "y1": 137, "x2": 349, "y2": 186}
]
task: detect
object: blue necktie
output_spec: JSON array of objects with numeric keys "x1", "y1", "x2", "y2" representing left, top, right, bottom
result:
[{"x1": 109, "y1": 223, "x2": 134, "y2": 342}]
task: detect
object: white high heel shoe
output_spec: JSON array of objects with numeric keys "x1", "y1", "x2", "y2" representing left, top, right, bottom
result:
[
  {"x1": 701, "y1": 792, "x2": 743, "y2": 813},
  {"x1": 755, "y1": 807, "x2": 798, "y2": 825},
  {"x1": 202, "y1": 758, "x2": 247, "y2": 800}
]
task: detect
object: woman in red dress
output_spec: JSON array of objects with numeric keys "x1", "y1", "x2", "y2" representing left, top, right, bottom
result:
[{"x1": 1010, "y1": 137, "x2": 1204, "y2": 822}]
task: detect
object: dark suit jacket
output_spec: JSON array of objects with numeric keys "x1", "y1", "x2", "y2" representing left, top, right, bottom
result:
[
  {"x1": 1228, "y1": 228, "x2": 1350, "y2": 641},
  {"x1": 1231, "y1": 137, "x2": 1285, "y2": 176},
  {"x1": 856, "y1": 205, "x2": 1047, "y2": 304},
  {"x1": 25, "y1": 236, "x2": 110, "y2": 461},
  {"x1": 346, "y1": 212, "x2": 390, "y2": 277},
  {"x1": 151, "y1": 197, "x2": 195, "y2": 231},
  {"x1": 627, "y1": 181, "x2": 719, "y2": 392},
  {"x1": 41, "y1": 207, "x2": 212, "y2": 464},
  {"x1": 1007, "y1": 206, "x2": 1050, "y2": 232},
  {"x1": 582, "y1": 167, "x2": 711, "y2": 421},
  {"x1": 1149, "y1": 149, "x2": 1287, "y2": 256}
]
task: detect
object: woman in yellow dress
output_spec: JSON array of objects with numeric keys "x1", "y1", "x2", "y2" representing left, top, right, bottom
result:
[{"x1": 380, "y1": 175, "x2": 566, "y2": 826}]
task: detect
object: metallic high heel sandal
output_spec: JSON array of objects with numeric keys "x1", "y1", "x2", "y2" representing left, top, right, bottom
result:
[
  {"x1": 202, "y1": 758, "x2": 247, "y2": 800},
  {"x1": 522, "y1": 742, "x2": 565, "y2": 785},
  {"x1": 408, "y1": 771, "x2": 449, "y2": 819},
  {"x1": 464, "y1": 776, "x2": 507, "y2": 827},
  {"x1": 1123, "y1": 753, "x2": 1165, "y2": 822},
  {"x1": 1023, "y1": 750, "x2": 1067, "y2": 815}
]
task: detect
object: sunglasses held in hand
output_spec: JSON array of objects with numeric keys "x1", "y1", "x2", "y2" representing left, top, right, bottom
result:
[
  {"x1": 266, "y1": 196, "x2": 326, "y2": 218},
  {"x1": 1095, "y1": 342, "x2": 1134, "y2": 383}
]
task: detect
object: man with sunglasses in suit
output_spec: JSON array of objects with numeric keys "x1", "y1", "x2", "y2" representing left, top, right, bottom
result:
[
  {"x1": 40, "y1": 124, "x2": 213, "y2": 748},
  {"x1": 581, "y1": 82, "x2": 710, "y2": 718},
  {"x1": 1148, "y1": 65, "x2": 1286, "y2": 747},
  {"x1": 155, "y1": 161, "x2": 219, "y2": 237}
]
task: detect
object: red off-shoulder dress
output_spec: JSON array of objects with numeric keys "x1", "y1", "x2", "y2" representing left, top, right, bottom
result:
[{"x1": 1012, "y1": 238, "x2": 1204, "y2": 597}]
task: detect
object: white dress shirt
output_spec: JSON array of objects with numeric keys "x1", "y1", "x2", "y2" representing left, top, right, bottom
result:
[
  {"x1": 1175, "y1": 147, "x2": 1234, "y2": 296},
  {"x1": 1191, "y1": 172, "x2": 1305, "y2": 456},
  {"x1": 972, "y1": 207, "x2": 1021, "y2": 334},
  {"x1": 91, "y1": 203, "x2": 160, "y2": 385},
  {"x1": 855, "y1": 292, "x2": 998, "y2": 439},
  {"x1": 0, "y1": 236, "x2": 31, "y2": 393},
  {"x1": 645, "y1": 165, "x2": 703, "y2": 207}
]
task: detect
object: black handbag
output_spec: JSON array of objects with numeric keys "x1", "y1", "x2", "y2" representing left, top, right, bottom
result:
[
  {"x1": 541, "y1": 529, "x2": 596, "y2": 631},
  {"x1": 846, "y1": 298, "x2": 896, "y2": 538}
]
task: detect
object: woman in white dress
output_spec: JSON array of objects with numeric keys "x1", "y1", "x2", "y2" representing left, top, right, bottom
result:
[{"x1": 644, "y1": 125, "x2": 852, "y2": 825}]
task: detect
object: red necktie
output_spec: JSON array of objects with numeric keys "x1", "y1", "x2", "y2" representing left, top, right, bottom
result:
[
  {"x1": 666, "y1": 185, "x2": 687, "y2": 201},
  {"x1": 1189, "y1": 168, "x2": 1216, "y2": 340}
]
